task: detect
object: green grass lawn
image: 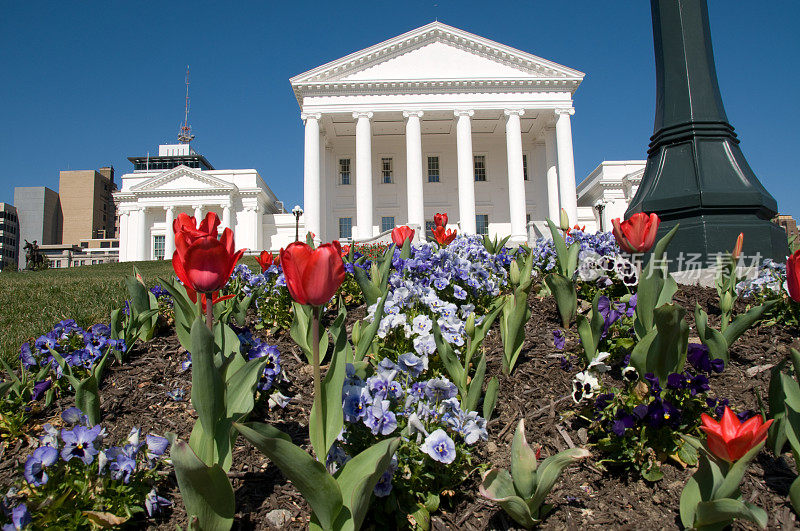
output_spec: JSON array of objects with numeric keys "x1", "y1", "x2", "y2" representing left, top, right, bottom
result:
[{"x1": 0, "y1": 258, "x2": 261, "y2": 363}]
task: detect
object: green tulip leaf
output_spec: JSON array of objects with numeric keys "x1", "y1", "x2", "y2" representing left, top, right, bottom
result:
[
  {"x1": 234, "y1": 421, "x2": 343, "y2": 530},
  {"x1": 694, "y1": 304, "x2": 729, "y2": 367},
  {"x1": 310, "y1": 308, "x2": 347, "y2": 462},
  {"x1": 480, "y1": 469, "x2": 537, "y2": 529},
  {"x1": 694, "y1": 498, "x2": 768, "y2": 529},
  {"x1": 510, "y1": 419, "x2": 538, "y2": 499},
  {"x1": 463, "y1": 354, "x2": 486, "y2": 413},
  {"x1": 167, "y1": 434, "x2": 235, "y2": 531},
  {"x1": 722, "y1": 301, "x2": 774, "y2": 348},
  {"x1": 335, "y1": 436, "x2": 401, "y2": 531},
  {"x1": 714, "y1": 441, "x2": 765, "y2": 500},
  {"x1": 189, "y1": 318, "x2": 225, "y2": 466},
  {"x1": 355, "y1": 291, "x2": 387, "y2": 362},
  {"x1": 543, "y1": 273, "x2": 576, "y2": 329},
  {"x1": 530, "y1": 447, "x2": 590, "y2": 514},
  {"x1": 483, "y1": 376, "x2": 500, "y2": 420}
]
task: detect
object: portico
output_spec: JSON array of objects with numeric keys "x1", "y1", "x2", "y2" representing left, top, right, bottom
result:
[{"x1": 291, "y1": 22, "x2": 585, "y2": 243}]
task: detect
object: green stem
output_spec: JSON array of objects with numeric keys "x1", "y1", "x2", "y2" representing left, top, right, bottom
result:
[
  {"x1": 312, "y1": 305, "x2": 324, "y2": 460},
  {"x1": 205, "y1": 294, "x2": 213, "y2": 330}
]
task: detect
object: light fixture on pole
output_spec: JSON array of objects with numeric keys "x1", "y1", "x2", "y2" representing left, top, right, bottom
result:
[
  {"x1": 292, "y1": 205, "x2": 304, "y2": 242},
  {"x1": 593, "y1": 199, "x2": 608, "y2": 232}
]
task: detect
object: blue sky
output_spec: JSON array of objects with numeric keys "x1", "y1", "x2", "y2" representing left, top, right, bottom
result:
[{"x1": 1, "y1": 1, "x2": 798, "y2": 219}]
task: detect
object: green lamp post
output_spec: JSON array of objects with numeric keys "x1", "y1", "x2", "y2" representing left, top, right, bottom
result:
[{"x1": 626, "y1": 0, "x2": 788, "y2": 267}]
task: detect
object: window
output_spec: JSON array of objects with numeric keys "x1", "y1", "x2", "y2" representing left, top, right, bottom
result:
[
  {"x1": 476, "y1": 214, "x2": 489, "y2": 236},
  {"x1": 153, "y1": 235, "x2": 165, "y2": 260},
  {"x1": 474, "y1": 155, "x2": 486, "y2": 182},
  {"x1": 427, "y1": 156, "x2": 440, "y2": 183},
  {"x1": 339, "y1": 158, "x2": 351, "y2": 185},
  {"x1": 381, "y1": 217, "x2": 395, "y2": 233},
  {"x1": 339, "y1": 217, "x2": 352, "y2": 239},
  {"x1": 425, "y1": 221, "x2": 436, "y2": 239},
  {"x1": 381, "y1": 157, "x2": 393, "y2": 184},
  {"x1": 523, "y1": 154, "x2": 529, "y2": 181}
]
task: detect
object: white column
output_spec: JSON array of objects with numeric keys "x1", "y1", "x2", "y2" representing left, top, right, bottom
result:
[
  {"x1": 555, "y1": 108, "x2": 578, "y2": 224},
  {"x1": 137, "y1": 207, "x2": 148, "y2": 261},
  {"x1": 544, "y1": 126, "x2": 560, "y2": 222},
  {"x1": 221, "y1": 202, "x2": 231, "y2": 232},
  {"x1": 504, "y1": 109, "x2": 527, "y2": 241},
  {"x1": 302, "y1": 112, "x2": 322, "y2": 242},
  {"x1": 454, "y1": 110, "x2": 476, "y2": 234},
  {"x1": 193, "y1": 204, "x2": 204, "y2": 221},
  {"x1": 403, "y1": 111, "x2": 425, "y2": 236},
  {"x1": 119, "y1": 210, "x2": 128, "y2": 262},
  {"x1": 164, "y1": 206, "x2": 175, "y2": 260},
  {"x1": 353, "y1": 111, "x2": 374, "y2": 239}
]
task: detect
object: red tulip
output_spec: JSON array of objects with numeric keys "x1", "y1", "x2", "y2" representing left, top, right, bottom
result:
[
  {"x1": 255, "y1": 251, "x2": 274, "y2": 272},
  {"x1": 432, "y1": 226, "x2": 457, "y2": 246},
  {"x1": 731, "y1": 233, "x2": 744, "y2": 261},
  {"x1": 340, "y1": 244, "x2": 351, "y2": 257},
  {"x1": 173, "y1": 228, "x2": 245, "y2": 294},
  {"x1": 611, "y1": 212, "x2": 660, "y2": 254},
  {"x1": 434, "y1": 213, "x2": 448, "y2": 229},
  {"x1": 174, "y1": 212, "x2": 222, "y2": 261},
  {"x1": 700, "y1": 407, "x2": 772, "y2": 462},
  {"x1": 280, "y1": 241, "x2": 346, "y2": 307},
  {"x1": 788, "y1": 250, "x2": 800, "y2": 302},
  {"x1": 391, "y1": 226, "x2": 415, "y2": 247}
]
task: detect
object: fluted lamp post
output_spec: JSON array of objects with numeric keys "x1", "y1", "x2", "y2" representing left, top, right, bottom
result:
[
  {"x1": 292, "y1": 205, "x2": 304, "y2": 242},
  {"x1": 626, "y1": 0, "x2": 788, "y2": 266}
]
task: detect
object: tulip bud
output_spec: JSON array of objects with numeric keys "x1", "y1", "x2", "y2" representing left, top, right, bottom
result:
[
  {"x1": 559, "y1": 208, "x2": 570, "y2": 231},
  {"x1": 465, "y1": 313, "x2": 476, "y2": 337},
  {"x1": 370, "y1": 262, "x2": 380, "y2": 283},
  {"x1": 732, "y1": 233, "x2": 744, "y2": 261},
  {"x1": 510, "y1": 260, "x2": 520, "y2": 285},
  {"x1": 352, "y1": 321, "x2": 362, "y2": 345},
  {"x1": 720, "y1": 292, "x2": 734, "y2": 315}
]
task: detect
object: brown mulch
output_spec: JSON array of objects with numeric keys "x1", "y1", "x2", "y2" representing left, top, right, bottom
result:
[{"x1": 1, "y1": 286, "x2": 799, "y2": 529}]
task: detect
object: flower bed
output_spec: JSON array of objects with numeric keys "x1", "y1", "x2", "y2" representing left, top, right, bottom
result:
[{"x1": 2, "y1": 213, "x2": 799, "y2": 530}]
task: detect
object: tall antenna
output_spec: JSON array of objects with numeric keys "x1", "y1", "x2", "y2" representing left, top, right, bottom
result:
[{"x1": 178, "y1": 65, "x2": 195, "y2": 144}]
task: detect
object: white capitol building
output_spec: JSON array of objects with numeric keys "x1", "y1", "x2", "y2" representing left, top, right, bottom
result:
[{"x1": 115, "y1": 22, "x2": 640, "y2": 261}]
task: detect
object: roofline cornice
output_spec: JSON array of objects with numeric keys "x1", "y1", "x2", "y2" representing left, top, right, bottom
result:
[{"x1": 290, "y1": 21, "x2": 585, "y2": 104}]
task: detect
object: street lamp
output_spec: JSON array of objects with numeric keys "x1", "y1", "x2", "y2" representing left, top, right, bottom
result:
[
  {"x1": 593, "y1": 199, "x2": 607, "y2": 232},
  {"x1": 292, "y1": 205, "x2": 303, "y2": 242}
]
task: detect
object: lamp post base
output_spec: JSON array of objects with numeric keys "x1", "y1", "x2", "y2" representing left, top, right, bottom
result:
[{"x1": 655, "y1": 214, "x2": 788, "y2": 272}]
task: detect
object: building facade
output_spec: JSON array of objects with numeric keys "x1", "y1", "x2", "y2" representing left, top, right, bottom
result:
[
  {"x1": 59, "y1": 167, "x2": 117, "y2": 243},
  {"x1": 0, "y1": 203, "x2": 19, "y2": 271},
  {"x1": 576, "y1": 161, "x2": 646, "y2": 232},
  {"x1": 114, "y1": 143, "x2": 290, "y2": 262},
  {"x1": 13, "y1": 186, "x2": 62, "y2": 269},
  {"x1": 291, "y1": 22, "x2": 585, "y2": 243},
  {"x1": 775, "y1": 214, "x2": 799, "y2": 241}
]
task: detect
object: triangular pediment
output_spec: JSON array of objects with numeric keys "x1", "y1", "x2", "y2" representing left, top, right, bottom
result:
[
  {"x1": 131, "y1": 165, "x2": 237, "y2": 193},
  {"x1": 291, "y1": 22, "x2": 584, "y2": 85}
]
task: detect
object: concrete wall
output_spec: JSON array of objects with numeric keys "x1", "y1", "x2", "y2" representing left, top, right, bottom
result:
[
  {"x1": 59, "y1": 169, "x2": 116, "y2": 244},
  {"x1": 13, "y1": 187, "x2": 62, "y2": 268}
]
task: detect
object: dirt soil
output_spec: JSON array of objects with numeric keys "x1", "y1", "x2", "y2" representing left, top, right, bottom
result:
[{"x1": 2, "y1": 286, "x2": 799, "y2": 530}]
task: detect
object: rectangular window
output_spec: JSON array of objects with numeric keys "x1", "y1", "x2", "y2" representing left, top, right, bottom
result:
[
  {"x1": 381, "y1": 216, "x2": 395, "y2": 233},
  {"x1": 153, "y1": 235, "x2": 165, "y2": 260},
  {"x1": 425, "y1": 221, "x2": 436, "y2": 239},
  {"x1": 427, "y1": 156, "x2": 440, "y2": 183},
  {"x1": 476, "y1": 214, "x2": 489, "y2": 236},
  {"x1": 381, "y1": 157, "x2": 393, "y2": 184},
  {"x1": 474, "y1": 155, "x2": 486, "y2": 182},
  {"x1": 339, "y1": 217, "x2": 352, "y2": 239},
  {"x1": 339, "y1": 158, "x2": 351, "y2": 185},
  {"x1": 523, "y1": 154, "x2": 529, "y2": 181}
]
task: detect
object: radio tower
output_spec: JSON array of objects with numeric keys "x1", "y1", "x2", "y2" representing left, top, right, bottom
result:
[{"x1": 177, "y1": 66, "x2": 195, "y2": 144}]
